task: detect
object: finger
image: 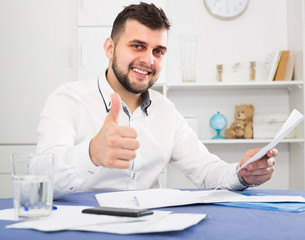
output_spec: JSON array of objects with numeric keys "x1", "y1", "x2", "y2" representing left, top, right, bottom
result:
[
  {"x1": 121, "y1": 138, "x2": 140, "y2": 150},
  {"x1": 243, "y1": 166, "x2": 275, "y2": 176},
  {"x1": 119, "y1": 126, "x2": 138, "y2": 138},
  {"x1": 246, "y1": 157, "x2": 275, "y2": 171},
  {"x1": 107, "y1": 159, "x2": 131, "y2": 169},
  {"x1": 109, "y1": 137, "x2": 139, "y2": 151},
  {"x1": 116, "y1": 149, "x2": 137, "y2": 160},
  {"x1": 240, "y1": 167, "x2": 274, "y2": 185},
  {"x1": 267, "y1": 148, "x2": 278, "y2": 157},
  {"x1": 107, "y1": 93, "x2": 122, "y2": 123}
]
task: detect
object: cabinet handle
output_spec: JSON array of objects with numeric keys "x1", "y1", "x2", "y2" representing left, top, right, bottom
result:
[
  {"x1": 79, "y1": 0, "x2": 87, "y2": 9},
  {"x1": 70, "y1": 46, "x2": 75, "y2": 69},
  {"x1": 80, "y1": 45, "x2": 86, "y2": 67}
]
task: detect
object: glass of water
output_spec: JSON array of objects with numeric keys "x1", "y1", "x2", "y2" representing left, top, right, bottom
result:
[{"x1": 11, "y1": 153, "x2": 54, "y2": 220}]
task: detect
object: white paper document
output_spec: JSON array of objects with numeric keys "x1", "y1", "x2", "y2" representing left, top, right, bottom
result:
[
  {"x1": 4, "y1": 205, "x2": 206, "y2": 234},
  {"x1": 0, "y1": 208, "x2": 18, "y2": 221},
  {"x1": 96, "y1": 189, "x2": 305, "y2": 210},
  {"x1": 237, "y1": 109, "x2": 305, "y2": 172},
  {"x1": 75, "y1": 213, "x2": 206, "y2": 234}
]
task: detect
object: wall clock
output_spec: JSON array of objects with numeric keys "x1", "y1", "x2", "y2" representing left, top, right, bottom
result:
[{"x1": 203, "y1": 0, "x2": 249, "y2": 20}]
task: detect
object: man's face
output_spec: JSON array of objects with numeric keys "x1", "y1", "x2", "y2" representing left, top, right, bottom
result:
[{"x1": 110, "y1": 20, "x2": 168, "y2": 94}]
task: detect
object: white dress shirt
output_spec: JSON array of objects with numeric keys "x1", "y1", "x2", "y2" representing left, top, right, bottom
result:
[{"x1": 36, "y1": 73, "x2": 246, "y2": 199}]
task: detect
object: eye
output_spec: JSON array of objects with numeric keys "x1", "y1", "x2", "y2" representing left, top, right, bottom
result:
[
  {"x1": 133, "y1": 44, "x2": 143, "y2": 50},
  {"x1": 153, "y1": 48, "x2": 165, "y2": 57}
]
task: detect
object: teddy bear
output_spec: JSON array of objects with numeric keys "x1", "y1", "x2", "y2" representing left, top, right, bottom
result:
[
  {"x1": 227, "y1": 119, "x2": 247, "y2": 138},
  {"x1": 225, "y1": 104, "x2": 255, "y2": 139}
]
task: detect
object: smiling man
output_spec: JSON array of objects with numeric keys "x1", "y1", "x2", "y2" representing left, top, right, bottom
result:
[{"x1": 36, "y1": 2, "x2": 277, "y2": 199}]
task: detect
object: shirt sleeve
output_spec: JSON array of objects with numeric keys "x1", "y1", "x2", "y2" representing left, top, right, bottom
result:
[
  {"x1": 36, "y1": 87, "x2": 98, "y2": 199},
  {"x1": 170, "y1": 110, "x2": 247, "y2": 191}
]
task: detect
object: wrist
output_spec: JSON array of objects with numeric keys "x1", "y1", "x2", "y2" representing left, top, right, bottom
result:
[{"x1": 236, "y1": 164, "x2": 259, "y2": 188}]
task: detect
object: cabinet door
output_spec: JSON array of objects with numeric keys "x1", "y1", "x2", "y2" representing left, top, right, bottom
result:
[
  {"x1": 78, "y1": 0, "x2": 167, "y2": 26},
  {"x1": 0, "y1": 0, "x2": 77, "y2": 144},
  {"x1": 78, "y1": 27, "x2": 111, "y2": 79},
  {"x1": 0, "y1": 145, "x2": 36, "y2": 198}
]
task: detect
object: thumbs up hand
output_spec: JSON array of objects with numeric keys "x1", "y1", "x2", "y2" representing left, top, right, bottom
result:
[{"x1": 89, "y1": 93, "x2": 140, "y2": 169}]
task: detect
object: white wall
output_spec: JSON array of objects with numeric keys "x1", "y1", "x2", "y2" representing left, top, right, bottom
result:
[
  {"x1": 163, "y1": 0, "x2": 291, "y2": 190},
  {"x1": 165, "y1": 0, "x2": 288, "y2": 83}
]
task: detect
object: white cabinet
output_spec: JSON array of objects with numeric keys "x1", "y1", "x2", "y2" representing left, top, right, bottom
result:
[
  {"x1": 0, "y1": 0, "x2": 77, "y2": 197},
  {"x1": 0, "y1": 0, "x2": 77, "y2": 144},
  {"x1": 78, "y1": 27, "x2": 111, "y2": 79}
]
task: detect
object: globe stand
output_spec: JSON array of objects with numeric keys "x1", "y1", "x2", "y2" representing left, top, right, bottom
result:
[{"x1": 212, "y1": 129, "x2": 226, "y2": 139}]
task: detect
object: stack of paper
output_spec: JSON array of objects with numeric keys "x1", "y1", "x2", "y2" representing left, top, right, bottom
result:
[{"x1": 2, "y1": 205, "x2": 206, "y2": 234}]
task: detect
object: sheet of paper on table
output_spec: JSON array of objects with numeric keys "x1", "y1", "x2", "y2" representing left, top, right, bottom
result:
[
  {"x1": 3, "y1": 205, "x2": 206, "y2": 234},
  {"x1": 96, "y1": 189, "x2": 305, "y2": 209}
]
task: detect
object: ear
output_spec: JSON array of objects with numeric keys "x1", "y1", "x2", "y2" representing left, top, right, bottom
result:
[
  {"x1": 104, "y1": 37, "x2": 114, "y2": 60},
  {"x1": 248, "y1": 104, "x2": 255, "y2": 111}
]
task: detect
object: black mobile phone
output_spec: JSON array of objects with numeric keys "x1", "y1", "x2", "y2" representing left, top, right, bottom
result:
[{"x1": 82, "y1": 207, "x2": 153, "y2": 217}]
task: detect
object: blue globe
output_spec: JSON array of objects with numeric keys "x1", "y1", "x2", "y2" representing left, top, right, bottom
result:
[{"x1": 210, "y1": 112, "x2": 227, "y2": 139}]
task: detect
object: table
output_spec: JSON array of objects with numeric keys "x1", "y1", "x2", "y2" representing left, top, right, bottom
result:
[{"x1": 1, "y1": 189, "x2": 305, "y2": 240}]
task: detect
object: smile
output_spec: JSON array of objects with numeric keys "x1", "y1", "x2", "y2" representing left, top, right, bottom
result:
[{"x1": 132, "y1": 67, "x2": 150, "y2": 75}]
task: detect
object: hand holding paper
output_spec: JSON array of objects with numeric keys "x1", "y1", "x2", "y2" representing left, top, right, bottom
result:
[{"x1": 237, "y1": 109, "x2": 304, "y2": 173}]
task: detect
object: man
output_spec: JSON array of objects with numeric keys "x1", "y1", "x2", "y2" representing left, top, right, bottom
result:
[{"x1": 36, "y1": 2, "x2": 276, "y2": 199}]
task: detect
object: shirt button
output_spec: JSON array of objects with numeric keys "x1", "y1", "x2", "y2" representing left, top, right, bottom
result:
[
  {"x1": 132, "y1": 173, "x2": 136, "y2": 179},
  {"x1": 88, "y1": 170, "x2": 94, "y2": 174},
  {"x1": 69, "y1": 187, "x2": 74, "y2": 191}
]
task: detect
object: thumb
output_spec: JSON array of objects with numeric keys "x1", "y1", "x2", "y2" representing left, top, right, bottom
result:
[{"x1": 107, "y1": 93, "x2": 122, "y2": 123}]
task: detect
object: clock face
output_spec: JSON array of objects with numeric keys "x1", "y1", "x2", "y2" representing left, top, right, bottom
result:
[{"x1": 203, "y1": 0, "x2": 249, "y2": 20}]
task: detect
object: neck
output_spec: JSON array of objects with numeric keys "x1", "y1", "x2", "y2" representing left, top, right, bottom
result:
[{"x1": 106, "y1": 68, "x2": 141, "y2": 114}]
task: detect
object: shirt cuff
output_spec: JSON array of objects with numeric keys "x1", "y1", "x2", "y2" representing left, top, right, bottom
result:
[
  {"x1": 236, "y1": 164, "x2": 259, "y2": 188},
  {"x1": 73, "y1": 139, "x2": 98, "y2": 179},
  {"x1": 221, "y1": 163, "x2": 248, "y2": 191}
]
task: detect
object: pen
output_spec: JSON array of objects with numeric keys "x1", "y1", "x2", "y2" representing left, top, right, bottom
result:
[{"x1": 133, "y1": 196, "x2": 140, "y2": 207}]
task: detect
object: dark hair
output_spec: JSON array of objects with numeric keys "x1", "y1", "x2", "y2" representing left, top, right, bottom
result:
[{"x1": 111, "y1": 2, "x2": 170, "y2": 43}]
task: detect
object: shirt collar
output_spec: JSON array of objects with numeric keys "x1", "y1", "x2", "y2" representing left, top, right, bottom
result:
[
  {"x1": 140, "y1": 91, "x2": 152, "y2": 116},
  {"x1": 98, "y1": 70, "x2": 152, "y2": 115}
]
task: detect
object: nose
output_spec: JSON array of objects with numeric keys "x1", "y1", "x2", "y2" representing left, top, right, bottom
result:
[{"x1": 140, "y1": 50, "x2": 154, "y2": 65}]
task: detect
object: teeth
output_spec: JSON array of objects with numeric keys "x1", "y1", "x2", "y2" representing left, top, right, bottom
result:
[{"x1": 133, "y1": 68, "x2": 148, "y2": 75}]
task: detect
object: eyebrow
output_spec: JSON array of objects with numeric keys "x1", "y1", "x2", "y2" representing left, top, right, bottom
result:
[{"x1": 129, "y1": 39, "x2": 167, "y2": 52}]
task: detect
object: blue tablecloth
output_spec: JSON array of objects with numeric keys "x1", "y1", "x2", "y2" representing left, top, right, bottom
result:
[{"x1": 1, "y1": 189, "x2": 305, "y2": 240}]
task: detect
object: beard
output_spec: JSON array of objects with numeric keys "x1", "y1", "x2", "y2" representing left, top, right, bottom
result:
[{"x1": 111, "y1": 52, "x2": 158, "y2": 94}]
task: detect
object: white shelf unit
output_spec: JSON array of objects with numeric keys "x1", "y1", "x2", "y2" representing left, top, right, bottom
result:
[
  {"x1": 153, "y1": 80, "x2": 303, "y2": 95},
  {"x1": 152, "y1": 79, "x2": 305, "y2": 190},
  {"x1": 201, "y1": 138, "x2": 304, "y2": 145}
]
